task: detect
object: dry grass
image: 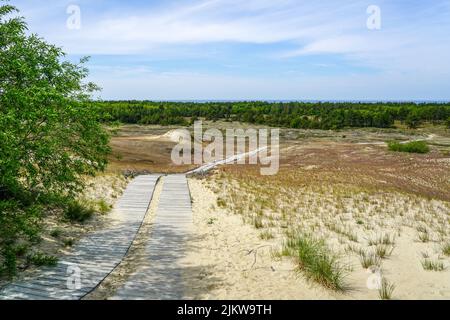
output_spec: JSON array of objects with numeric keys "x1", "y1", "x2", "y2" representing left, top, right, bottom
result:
[
  {"x1": 202, "y1": 129, "x2": 450, "y2": 296},
  {"x1": 107, "y1": 125, "x2": 195, "y2": 174}
]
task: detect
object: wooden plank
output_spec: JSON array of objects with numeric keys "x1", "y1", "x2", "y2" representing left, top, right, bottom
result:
[
  {"x1": 0, "y1": 175, "x2": 160, "y2": 301},
  {"x1": 113, "y1": 174, "x2": 193, "y2": 300}
]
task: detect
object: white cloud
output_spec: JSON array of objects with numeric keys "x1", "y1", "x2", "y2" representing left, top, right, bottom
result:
[{"x1": 12, "y1": 0, "x2": 450, "y2": 99}]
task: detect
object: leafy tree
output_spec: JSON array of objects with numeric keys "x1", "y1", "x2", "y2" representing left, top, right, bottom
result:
[
  {"x1": 405, "y1": 112, "x2": 422, "y2": 129},
  {"x1": 0, "y1": 2, "x2": 110, "y2": 276},
  {"x1": 97, "y1": 100, "x2": 450, "y2": 130}
]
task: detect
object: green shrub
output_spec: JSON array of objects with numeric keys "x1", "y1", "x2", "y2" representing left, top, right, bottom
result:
[
  {"x1": 27, "y1": 252, "x2": 58, "y2": 267},
  {"x1": 63, "y1": 238, "x2": 75, "y2": 247},
  {"x1": 13, "y1": 244, "x2": 29, "y2": 257},
  {"x1": 387, "y1": 141, "x2": 430, "y2": 154},
  {"x1": 0, "y1": 201, "x2": 42, "y2": 277},
  {"x1": 0, "y1": 247, "x2": 17, "y2": 277},
  {"x1": 50, "y1": 229, "x2": 62, "y2": 238},
  {"x1": 97, "y1": 199, "x2": 112, "y2": 214},
  {"x1": 64, "y1": 201, "x2": 95, "y2": 223}
]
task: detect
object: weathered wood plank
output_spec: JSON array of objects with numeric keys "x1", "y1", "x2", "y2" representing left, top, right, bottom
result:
[
  {"x1": 0, "y1": 175, "x2": 160, "y2": 300},
  {"x1": 113, "y1": 174, "x2": 193, "y2": 300}
]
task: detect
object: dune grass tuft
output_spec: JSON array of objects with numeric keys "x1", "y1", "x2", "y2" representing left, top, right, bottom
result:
[
  {"x1": 421, "y1": 259, "x2": 446, "y2": 271},
  {"x1": 64, "y1": 201, "x2": 95, "y2": 223},
  {"x1": 375, "y1": 245, "x2": 394, "y2": 259},
  {"x1": 359, "y1": 250, "x2": 381, "y2": 268},
  {"x1": 442, "y1": 242, "x2": 450, "y2": 256},
  {"x1": 378, "y1": 278, "x2": 395, "y2": 300},
  {"x1": 282, "y1": 233, "x2": 348, "y2": 291}
]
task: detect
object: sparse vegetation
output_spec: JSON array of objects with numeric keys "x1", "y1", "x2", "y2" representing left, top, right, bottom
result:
[{"x1": 206, "y1": 140, "x2": 450, "y2": 299}]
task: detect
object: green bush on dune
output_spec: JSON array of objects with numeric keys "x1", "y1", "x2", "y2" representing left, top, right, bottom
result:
[{"x1": 387, "y1": 141, "x2": 430, "y2": 154}]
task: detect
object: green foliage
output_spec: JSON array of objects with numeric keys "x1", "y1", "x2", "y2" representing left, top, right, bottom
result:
[
  {"x1": 405, "y1": 112, "x2": 422, "y2": 129},
  {"x1": 282, "y1": 233, "x2": 348, "y2": 291},
  {"x1": 96, "y1": 100, "x2": 450, "y2": 130},
  {"x1": 64, "y1": 201, "x2": 95, "y2": 223},
  {"x1": 63, "y1": 238, "x2": 75, "y2": 247},
  {"x1": 50, "y1": 229, "x2": 62, "y2": 238},
  {"x1": 96, "y1": 199, "x2": 112, "y2": 214},
  {"x1": 0, "y1": 2, "x2": 109, "y2": 276},
  {"x1": 388, "y1": 141, "x2": 430, "y2": 154},
  {"x1": 27, "y1": 252, "x2": 58, "y2": 267}
]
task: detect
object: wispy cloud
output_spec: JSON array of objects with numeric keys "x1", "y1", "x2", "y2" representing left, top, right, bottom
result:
[{"x1": 11, "y1": 0, "x2": 450, "y2": 100}]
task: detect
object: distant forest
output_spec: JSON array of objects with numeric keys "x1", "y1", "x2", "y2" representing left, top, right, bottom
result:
[{"x1": 96, "y1": 101, "x2": 450, "y2": 130}]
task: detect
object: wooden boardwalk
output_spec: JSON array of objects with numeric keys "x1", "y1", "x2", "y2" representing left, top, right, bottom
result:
[
  {"x1": 0, "y1": 175, "x2": 160, "y2": 300},
  {"x1": 112, "y1": 174, "x2": 193, "y2": 300}
]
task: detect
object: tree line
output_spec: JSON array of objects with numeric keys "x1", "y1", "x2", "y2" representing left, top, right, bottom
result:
[{"x1": 96, "y1": 101, "x2": 450, "y2": 130}]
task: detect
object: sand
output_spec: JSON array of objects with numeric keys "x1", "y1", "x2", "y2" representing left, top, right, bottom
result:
[
  {"x1": 183, "y1": 178, "x2": 335, "y2": 300},
  {"x1": 184, "y1": 177, "x2": 450, "y2": 300}
]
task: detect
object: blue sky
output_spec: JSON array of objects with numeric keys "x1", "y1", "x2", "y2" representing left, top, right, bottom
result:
[{"x1": 10, "y1": 0, "x2": 450, "y2": 101}]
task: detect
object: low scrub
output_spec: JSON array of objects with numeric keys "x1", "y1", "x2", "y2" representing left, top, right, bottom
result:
[
  {"x1": 0, "y1": 200, "x2": 42, "y2": 277},
  {"x1": 27, "y1": 252, "x2": 58, "y2": 267},
  {"x1": 387, "y1": 141, "x2": 430, "y2": 154},
  {"x1": 64, "y1": 201, "x2": 95, "y2": 223}
]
